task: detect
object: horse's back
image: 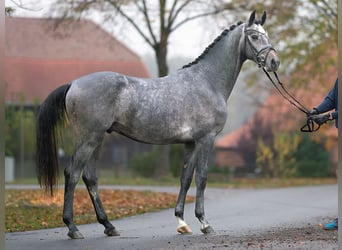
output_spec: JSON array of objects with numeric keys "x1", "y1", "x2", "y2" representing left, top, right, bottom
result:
[{"x1": 68, "y1": 71, "x2": 130, "y2": 90}]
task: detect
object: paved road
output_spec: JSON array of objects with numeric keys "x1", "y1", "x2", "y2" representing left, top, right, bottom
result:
[{"x1": 5, "y1": 185, "x2": 337, "y2": 249}]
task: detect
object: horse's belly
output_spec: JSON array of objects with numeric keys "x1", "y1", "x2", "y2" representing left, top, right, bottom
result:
[{"x1": 109, "y1": 121, "x2": 194, "y2": 144}]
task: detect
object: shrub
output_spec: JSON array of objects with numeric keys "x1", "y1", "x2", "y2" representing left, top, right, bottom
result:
[
  {"x1": 128, "y1": 149, "x2": 158, "y2": 177},
  {"x1": 169, "y1": 144, "x2": 184, "y2": 177},
  {"x1": 294, "y1": 135, "x2": 331, "y2": 177}
]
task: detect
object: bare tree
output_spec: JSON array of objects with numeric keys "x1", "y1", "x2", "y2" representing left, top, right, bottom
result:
[{"x1": 51, "y1": 0, "x2": 231, "y2": 77}]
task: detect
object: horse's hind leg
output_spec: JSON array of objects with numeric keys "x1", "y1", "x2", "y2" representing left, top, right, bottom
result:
[
  {"x1": 63, "y1": 155, "x2": 84, "y2": 239},
  {"x1": 63, "y1": 133, "x2": 105, "y2": 239},
  {"x1": 82, "y1": 149, "x2": 120, "y2": 237}
]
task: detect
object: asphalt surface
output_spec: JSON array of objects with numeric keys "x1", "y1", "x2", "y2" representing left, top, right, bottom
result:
[{"x1": 5, "y1": 185, "x2": 338, "y2": 249}]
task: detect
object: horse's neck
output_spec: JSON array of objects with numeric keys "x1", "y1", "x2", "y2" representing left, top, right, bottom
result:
[{"x1": 186, "y1": 27, "x2": 245, "y2": 101}]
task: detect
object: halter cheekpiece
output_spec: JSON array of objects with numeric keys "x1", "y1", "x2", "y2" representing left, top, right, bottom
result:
[{"x1": 244, "y1": 29, "x2": 276, "y2": 68}]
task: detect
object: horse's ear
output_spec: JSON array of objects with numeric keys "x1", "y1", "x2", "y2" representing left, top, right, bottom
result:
[
  {"x1": 248, "y1": 10, "x2": 256, "y2": 27},
  {"x1": 260, "y1": 11, "x2": 267, "y2": 26}
]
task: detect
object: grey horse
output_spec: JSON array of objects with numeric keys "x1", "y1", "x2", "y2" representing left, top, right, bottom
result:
[{"x1": 36, "y1": 10, "x2": 280, "y2": 239}]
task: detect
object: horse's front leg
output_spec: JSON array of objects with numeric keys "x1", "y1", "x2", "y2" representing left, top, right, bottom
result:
[
  {"x1": 195, "y1": 166, "x2": 215, "y2": 234},
  {"x1": 175, "y1": 142, "x2": 195, "y2": 234},
  {"x1": 194, "y1": 135, "x2": 215, "y2": 234},
  {"x1": 82, "y1": 158, "x2": 120, "y2": 237}
]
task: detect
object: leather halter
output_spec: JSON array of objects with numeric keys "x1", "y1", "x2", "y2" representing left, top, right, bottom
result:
[
  {"x1": 262, "y1": 69, "x2": 322, "y2": 133},
  {"x1": 244, "y1": 29, "x2": 276, "y2": 68},
  {"x1": 244, "y1": 27, "x2": 321, "y2": 132}
]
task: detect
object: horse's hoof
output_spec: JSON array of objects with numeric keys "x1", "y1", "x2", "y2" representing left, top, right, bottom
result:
[
  {"x1": 200, "y1": 225, "x2": 215, "y2": 234},
  {"x1": 177, "y1": 225, "x2": 193, "y2": 235},
  {"x1": 104, "y1": 227, "x2": 120, "y2": 236},
  {"x1": 67, "y1": 230, "x2": 84, "y2": 239}
]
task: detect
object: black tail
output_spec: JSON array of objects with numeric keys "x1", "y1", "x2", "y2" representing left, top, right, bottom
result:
[{"x1": 36, "y1": 83, "x2": 71, "y2": 195}]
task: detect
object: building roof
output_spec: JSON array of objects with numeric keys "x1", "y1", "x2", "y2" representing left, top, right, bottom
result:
[
  {"x1": 6, "y1": 17, "x2": 141, "y2": 61},
  {"x1": 5, "y1": 17, "x2": 150, "y2": 103}
]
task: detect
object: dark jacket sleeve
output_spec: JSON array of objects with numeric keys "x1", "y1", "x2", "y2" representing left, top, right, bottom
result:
[{"x1": 316, "y1": 78, "x2": 338, "y2": 127}]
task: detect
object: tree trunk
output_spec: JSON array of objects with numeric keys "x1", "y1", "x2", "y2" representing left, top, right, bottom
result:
[
  {"x1": 155, "y1": 34, "x2": 169, "y2": 77},
  {"x1": 154, "y1": 33, "x2": 170, "y2": 178}
]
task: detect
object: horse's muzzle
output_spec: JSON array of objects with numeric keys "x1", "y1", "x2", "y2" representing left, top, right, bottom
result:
[{"x1": 265, "y1": 50, "x2": 280, "y2": 72}]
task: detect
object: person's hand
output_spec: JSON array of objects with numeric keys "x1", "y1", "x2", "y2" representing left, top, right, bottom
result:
[
  {"x1": 311, "y1": 113, "x2": 331, "y2": 125},
  {"x1": 307, "y1": 108, "x2": 318, "y2": 117}
]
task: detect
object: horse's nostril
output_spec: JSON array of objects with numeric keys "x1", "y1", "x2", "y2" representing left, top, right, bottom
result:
[{"x1": 271, "y1": 58, "x2": 280, "y2": 69}]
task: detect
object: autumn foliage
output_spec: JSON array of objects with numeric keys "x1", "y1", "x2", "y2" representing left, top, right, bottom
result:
[{"x1": 5, "y1": 189, "x2": 195, "y2": 232}]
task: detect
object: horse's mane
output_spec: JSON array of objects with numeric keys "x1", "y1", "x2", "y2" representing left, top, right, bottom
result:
[{"x1": 182, "y1": 21, "x2": 244, "y2": 69}]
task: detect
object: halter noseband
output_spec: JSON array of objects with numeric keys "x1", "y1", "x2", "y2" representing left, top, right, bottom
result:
[{"x1": 244, "y1": 29, "x2": 276, "y2": 68}]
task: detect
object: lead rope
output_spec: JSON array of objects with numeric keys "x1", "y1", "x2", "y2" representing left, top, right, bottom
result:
[{"x1": 262, "y1": 68, "x2": 320, "y2": 132}]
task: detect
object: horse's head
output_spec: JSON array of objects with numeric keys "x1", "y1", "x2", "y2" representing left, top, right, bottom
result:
[{"x1": 243, "y1": 10, "x2": 280, "y2": 72}]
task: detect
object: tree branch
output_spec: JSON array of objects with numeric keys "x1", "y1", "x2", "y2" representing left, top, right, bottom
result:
[
  {"x1": 167, "y1": 0, "x2": 192, "y2": 30},
  {"x1": 171, "y1": 9, "x2": 220, "y2": 32},
  {"x1": 167, "y1": 0, "x2": 179, "y2": 29},
  {"x1": 159, "y1": 0, "x2": 166, "y2": 29},
  {"x1": 105, "y1": 0, "x2": 155, "y2": 48},
  {"x1": 9, "y1": 0, "x2": 42, "y2": 11},
  {"x1": 317, "y1": 0, "x2": 337, "y2": 18},
  {"x1": 138, "y1": 0, "x2": 158, "y2": 46}
]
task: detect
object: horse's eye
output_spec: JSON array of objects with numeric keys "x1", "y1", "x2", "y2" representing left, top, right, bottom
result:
[{"x1": 251, "y1": 34, "x2": 258, "y2": 40}]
